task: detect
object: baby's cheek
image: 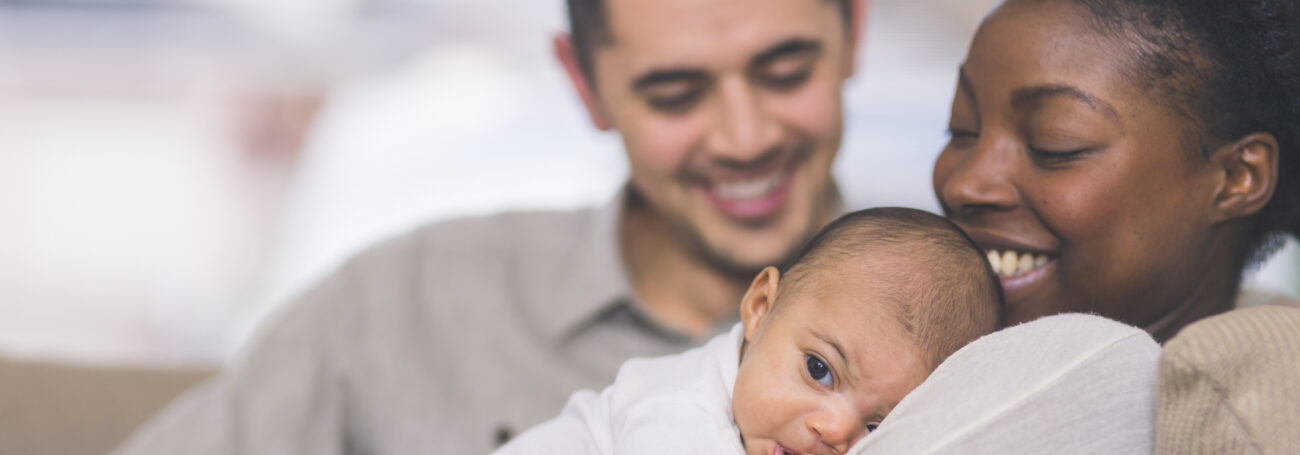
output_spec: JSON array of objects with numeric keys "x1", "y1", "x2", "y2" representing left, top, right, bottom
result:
[{"x1": 731, "y1": 376, "x2": 775, "y2": 435}]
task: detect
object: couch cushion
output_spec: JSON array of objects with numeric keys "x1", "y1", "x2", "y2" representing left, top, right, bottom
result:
[{"x1": 0, "y1": 357, "x2": 212, "y2": 455}]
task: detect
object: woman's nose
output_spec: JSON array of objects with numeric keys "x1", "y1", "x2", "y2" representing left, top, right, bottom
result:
[
  {"x1": 934, "y1": 141, "x2": 1020, "y2": 218},
  {"x1": 705, "y1": 76, "x2": 782, "y2": 163}
]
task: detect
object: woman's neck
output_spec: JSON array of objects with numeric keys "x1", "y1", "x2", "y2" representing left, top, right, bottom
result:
[{"x1": 1142, "y1": 235, "x2": 1245, "y2": 343}]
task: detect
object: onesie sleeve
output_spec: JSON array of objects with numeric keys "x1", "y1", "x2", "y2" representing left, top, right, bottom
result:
[
  {"x1": 611, "y1": 391, "x2": 746, "y2": 454},
  {"x1": 493, "y1": 389, "x2": 608, "y2": 455}
]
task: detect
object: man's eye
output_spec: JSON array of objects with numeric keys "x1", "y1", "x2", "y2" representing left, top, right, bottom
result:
[
  {"x1": 647, "y1": 90, "x2": 702, "y2": 113},
  {"x1": 805, "y1": 354, "x2": 833, "y2": 387},
  {"x1": 758, "y1": 69, "x2": 811, "y2": 91}
]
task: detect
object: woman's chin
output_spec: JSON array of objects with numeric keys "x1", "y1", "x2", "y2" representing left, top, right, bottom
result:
[{"x1": 1000, "y1": 260, "x2": 1059, "y2": 324}]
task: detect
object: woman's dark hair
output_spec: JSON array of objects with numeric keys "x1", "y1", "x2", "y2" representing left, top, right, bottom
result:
[{"x1": 1065, "y1": 0, "x2": 1300, "y2": 270}]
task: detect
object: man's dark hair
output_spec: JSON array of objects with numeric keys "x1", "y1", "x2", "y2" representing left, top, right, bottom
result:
[
  {"x1": 565, "y1": 0, "x2": 854, "y2": 84},
  {"x1": 1056, "y1": 0, "x2": 1300, "y2": 272},
  {"x1": 777, "y1": 207, "x2": 1004, "y2": 369}
]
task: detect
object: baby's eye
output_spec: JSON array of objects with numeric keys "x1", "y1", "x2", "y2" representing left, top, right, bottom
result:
[
  {"x1": 805, "y1": 354, "x2": 832, "y2": 387},
  {"x1": 866, "y1": 423, "x2": 880, "y2": 433}
]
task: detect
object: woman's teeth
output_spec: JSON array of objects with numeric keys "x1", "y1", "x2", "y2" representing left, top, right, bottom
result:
[
  {"x1": 986, "y1": 249, "x2": 1050, "y2": 277},
  {"x1": 713, "y1": 172, "x2": 785, "y2": 201}
]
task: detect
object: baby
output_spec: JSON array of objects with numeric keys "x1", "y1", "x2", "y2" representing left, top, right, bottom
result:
[{"x1": 495, "y1": 207, "x2": 1003, "y2": 455}]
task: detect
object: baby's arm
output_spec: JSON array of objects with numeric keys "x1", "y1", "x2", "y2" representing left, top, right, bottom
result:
[
  {"x1": 611, "y1": 392, "x2": 746, "y2": 454},
  {"x1": 492, "y1": 389, "x2": 608, "y2": 455}
]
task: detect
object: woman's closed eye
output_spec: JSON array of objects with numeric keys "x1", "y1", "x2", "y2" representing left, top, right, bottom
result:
[
  {"x1": 946, "y1": 127, "x2": 979, "y2": 148},
  {"x1": 1027, "y1": 141, "x2": 1099, "y2": 167},
  {"x1": 805, "y1": 353, "x2": 833, "y2": 387}
]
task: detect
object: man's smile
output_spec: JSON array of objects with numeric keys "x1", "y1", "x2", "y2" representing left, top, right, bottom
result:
[{"x1": 701, "y1": 168, "x2": 795, "y2": 221}]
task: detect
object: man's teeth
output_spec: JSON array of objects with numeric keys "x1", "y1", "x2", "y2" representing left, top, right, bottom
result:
[
  {"x1": 987, "y1": 249, "x2": 1051, "y2": 277},
  {"x1": 713, "y1": 172, "x2": 785, "y2": 200}
]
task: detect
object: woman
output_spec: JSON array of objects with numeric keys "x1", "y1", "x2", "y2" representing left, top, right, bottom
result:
[
  {"x1": 851, "y1": 1, "x2": 1297, "y2": 452},
  {"x1": 932, "y1": 0, "x2": 1300, "y2": 342}
]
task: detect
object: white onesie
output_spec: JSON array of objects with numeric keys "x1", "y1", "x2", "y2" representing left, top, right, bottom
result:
[{"x1": 494, "y1": 323, "x2": 747, "y2": 455}]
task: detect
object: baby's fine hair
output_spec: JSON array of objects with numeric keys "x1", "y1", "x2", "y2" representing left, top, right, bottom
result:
[{"x1": 778, "y1": 207, "x2": 1004, "y2": 369}]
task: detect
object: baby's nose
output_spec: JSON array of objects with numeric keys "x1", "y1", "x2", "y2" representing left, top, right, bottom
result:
[{"x1": 806, "y1": 407, "x2": 865, "y2": 453}]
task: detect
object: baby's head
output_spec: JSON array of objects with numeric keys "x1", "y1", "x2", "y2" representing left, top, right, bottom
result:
[{"x1": 732, "y1": 207, "x2": 1003, "y2": 455}]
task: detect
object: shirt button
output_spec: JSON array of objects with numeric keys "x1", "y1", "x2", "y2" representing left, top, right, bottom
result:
[{"x1": 494, "y1": 425, "x2": 514, "y2": 447}]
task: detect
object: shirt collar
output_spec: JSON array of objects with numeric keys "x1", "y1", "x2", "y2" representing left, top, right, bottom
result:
[
  {"x1": 537, "y1": 181, "x2": 847, "y2": 342},
  {"x1": 534, "y1": 186, "x2": 637, "y2": 342}
]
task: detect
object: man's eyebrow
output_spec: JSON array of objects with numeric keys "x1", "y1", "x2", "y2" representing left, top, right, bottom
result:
[
  {"x1": 631, "y1": 69, "x2": 709, "y2": 92},
  {"x1": 751, "y1": 38, "x2": 823, "y2": 68},
  {"x1": 1011, "y1": 84, "x2": 1122, "y2": 125}
]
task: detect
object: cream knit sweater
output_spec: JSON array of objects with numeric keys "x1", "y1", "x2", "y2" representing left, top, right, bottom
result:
[{"x1": 1157, "y1": 300, "x2": 1300, "y2": 454}]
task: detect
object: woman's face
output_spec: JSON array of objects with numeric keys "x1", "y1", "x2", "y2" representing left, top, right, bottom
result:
[{"x1": 933, "y1": 0, "x2": 1231, "y2": 329}]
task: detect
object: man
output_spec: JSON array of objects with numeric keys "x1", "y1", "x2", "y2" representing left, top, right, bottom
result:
[{"x1": 115, "y1": 0, "x2": 864, "y2": 453}]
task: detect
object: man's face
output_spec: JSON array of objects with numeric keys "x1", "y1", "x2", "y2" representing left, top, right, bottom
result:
[{"x1": 586, "y1": 0, "x2": 856, "y2": 273}]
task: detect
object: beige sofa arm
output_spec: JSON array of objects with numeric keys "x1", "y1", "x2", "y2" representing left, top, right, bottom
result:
[{"x1": 0, "y1": 357, "x2": 212, "y2": 455}]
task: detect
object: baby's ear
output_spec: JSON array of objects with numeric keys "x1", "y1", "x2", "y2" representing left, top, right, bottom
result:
[{"x1": 740, "y1": 267, "x2": 781, "y2": 340}]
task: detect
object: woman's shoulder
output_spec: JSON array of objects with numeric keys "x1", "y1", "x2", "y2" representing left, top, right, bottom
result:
[
  {"x1": 1233, "y1": 287, "x2": 1300, "y2": 310},
  {"x1": 1158, "y1": 302, "x2": 1300, "y2": 453}
]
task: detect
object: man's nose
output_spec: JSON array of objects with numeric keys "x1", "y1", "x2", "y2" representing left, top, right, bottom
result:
[
  {"x1": 936, "y1": 139, "x2": 1020, "y2": 219},
  {"x1": 705, "y1": 76, "x2": 782, "y2": 163},
  {"x1": 805, "y1": 404, "x2": 866, "y2": 453}
]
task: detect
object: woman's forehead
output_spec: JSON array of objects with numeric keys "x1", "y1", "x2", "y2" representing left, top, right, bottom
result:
[{"x1": 962, "y1": 1, "x2": 1168, "y2": 120}]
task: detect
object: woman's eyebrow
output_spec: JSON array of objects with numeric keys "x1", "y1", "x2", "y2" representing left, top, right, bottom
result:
[
  {"x1": 957, "y1": 66, "x2": 981, "y2": 119},
  {"x1": 1011, "y1": 84, "x2": 1123, "y2": 127}
]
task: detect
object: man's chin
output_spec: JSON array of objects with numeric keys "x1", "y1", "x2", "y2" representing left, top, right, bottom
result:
[{"x1": 692, "y1": 236, "x2": 806, "y2": 281}]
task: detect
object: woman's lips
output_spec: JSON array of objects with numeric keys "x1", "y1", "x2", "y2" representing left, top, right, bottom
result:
[{"x1": 997, "y1": 256, "x2": 1056, "y2": 302}]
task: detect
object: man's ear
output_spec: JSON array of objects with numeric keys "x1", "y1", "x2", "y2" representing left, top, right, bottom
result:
[
  {"x1": 740, "y1": 267, "x2": 782, "y2": 341},
  {"x1": 552, "y1": 33, "x2": 613, "y2": 131},
  {"x1": 843, "y1": 0, "x2": 869, "y2": 78},
  {"x1": 1210, "y1": 132, "x2": 1279, "y2": 222}
]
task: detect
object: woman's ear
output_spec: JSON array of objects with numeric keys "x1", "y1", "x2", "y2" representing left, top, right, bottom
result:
[
  {"x1": 1210, "y1": 132, "x2": 1279, "y2": 222},
  {"x1": 552, "y1": 33, "x2": 613, "y2": 130},
  {"x1": 740, "y1": 267, "x2": 782, "y2": 341}
]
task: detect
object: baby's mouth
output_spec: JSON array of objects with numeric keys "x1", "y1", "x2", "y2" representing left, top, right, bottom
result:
[{"x1": 986, "y1": 249, "x2": 1054, "y2": 278}]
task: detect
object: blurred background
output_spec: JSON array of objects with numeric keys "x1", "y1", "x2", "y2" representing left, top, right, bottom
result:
[{"x1": 1, "y1": 0, "x2": 1296, "y2": 370}]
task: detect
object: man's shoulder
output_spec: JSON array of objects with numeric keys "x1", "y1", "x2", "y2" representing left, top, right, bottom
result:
[
  {"x1": 348, "y1": 206, "x2": 603, "y2": 272},
  {"x1": 284, "y1": 205, "x2": 607, "y2": 323},
  {"x1": 413, "y1": 208, "x2": 600, "y2": 246}
]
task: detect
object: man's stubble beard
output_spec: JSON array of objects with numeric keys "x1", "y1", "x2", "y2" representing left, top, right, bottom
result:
[{"x1": 659, "y1": 177, "x2": 835, "y2": 283}]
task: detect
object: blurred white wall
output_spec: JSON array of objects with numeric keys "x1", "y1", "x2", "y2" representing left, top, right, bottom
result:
[
  {"x1": 0, "y1": 3, "x2": 319, "y2": 366},
  {"x1": 0, "y1": 0, "x2": 1294, "y2": 367}
]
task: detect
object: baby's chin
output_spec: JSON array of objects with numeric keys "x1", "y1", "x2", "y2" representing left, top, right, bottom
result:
[{"x1": 738, "y1": 434, "x2": 783, "y2": 455}]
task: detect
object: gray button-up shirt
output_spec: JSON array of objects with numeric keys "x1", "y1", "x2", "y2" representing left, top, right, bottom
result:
[{"x1": 115, "y1": 191, "x2": 735, "y2": 454}]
